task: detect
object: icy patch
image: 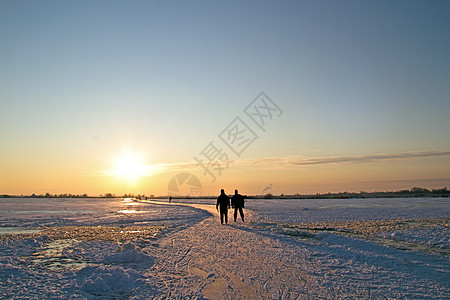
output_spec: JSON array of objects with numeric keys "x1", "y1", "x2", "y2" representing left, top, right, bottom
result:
[
  {"x1": 0, "y1": 227, "x2": 40, "y2": 235},
  {"x1": 378, "y1": 227, "x2": 450, "y2": 249},
  {"x1": 31, "y1": 239, "x2": 89, "y2": 271},
  {"x1": 279, "y1": 226, "x2": 316, "y2": 238}
]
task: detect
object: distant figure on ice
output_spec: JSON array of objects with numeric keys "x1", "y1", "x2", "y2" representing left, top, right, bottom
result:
[
  {"x1": 231, "y1": 189, "x2": 246, "y2": 222},
  {"x1": 216, "y1": 189, "x2": 230, "y2": 224},
  {"x1": 168, "y1": 196, "x2": 172, "y2": 203}
]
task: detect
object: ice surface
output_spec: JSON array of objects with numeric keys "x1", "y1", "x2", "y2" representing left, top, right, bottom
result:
[
  {"x1": 0, "y1": 197, "x2": 449, "y2": 299},
  {"x1": 0, "y1": 197, "x2": 209, "y2": 227},
  {"x1": 250, "y1": 197, "x2": 450, "y2": 223}
]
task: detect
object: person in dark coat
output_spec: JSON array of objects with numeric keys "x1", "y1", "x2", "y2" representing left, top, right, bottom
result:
[
  {"x1": 231, "y1": 189, "x2": 245, "y2": 222},
  {"x1": 216, "y1": 189, "x2": 230, "y2": 224}
]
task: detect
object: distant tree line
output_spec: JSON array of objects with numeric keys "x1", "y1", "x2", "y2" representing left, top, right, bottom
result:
[
  {"x1": 253, "y1": 187, "x2": 450, "y2": 199},
  {"x1": 28, "y1": 193, "x2": 89, "y2": 198},
  {"x1": 1, "y1": 187, "x2": 448, "y2": 199},
  {"x1": 102, "y1": 193, "x2": 150, "y2": 199}
]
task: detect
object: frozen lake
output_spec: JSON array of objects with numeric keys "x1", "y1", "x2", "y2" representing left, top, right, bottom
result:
[
  {"x1": 0, "y1": 197, "x2": 449, "y2": 299},
  {"x1": 0, "y1": 197, "x2": 209, "y2": 229},
  {"x1": 1, "y1": 197, "x2": 448, "y2": 228}
]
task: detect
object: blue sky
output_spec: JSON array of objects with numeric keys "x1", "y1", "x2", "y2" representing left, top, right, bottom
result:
[{"x1": 1, "y1": 1, "x2": 450, "y2": 195}]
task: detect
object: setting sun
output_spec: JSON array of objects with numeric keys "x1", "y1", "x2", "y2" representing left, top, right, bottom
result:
[{"x1": 108, "y1": 151, "x2": 151, "y2": 184}]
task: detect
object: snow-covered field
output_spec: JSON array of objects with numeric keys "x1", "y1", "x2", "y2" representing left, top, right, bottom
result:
[{"x1": 0, "y1": 197, "x2": 449, "y2": 299}]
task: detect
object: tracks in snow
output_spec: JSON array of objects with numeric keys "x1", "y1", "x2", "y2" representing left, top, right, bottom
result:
[{"x1": 145, "y1": 202, "x2": 329, "y2": 299}]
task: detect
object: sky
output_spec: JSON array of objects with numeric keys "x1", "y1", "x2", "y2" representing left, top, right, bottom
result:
[{"x1": 1, "y1": 0, "x2": 450, "y2": 196}]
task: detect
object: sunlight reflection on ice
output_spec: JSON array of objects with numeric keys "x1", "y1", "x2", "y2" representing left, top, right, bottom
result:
[{"x1": 117, "y1": 210, "x2": 145, "y2": 214}]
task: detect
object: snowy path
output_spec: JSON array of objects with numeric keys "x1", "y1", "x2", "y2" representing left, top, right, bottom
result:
[
  {"x1": 142, "y1": 200, "x2": 449, "y2": 299},
  {"x1": 146, "y1": 203, "x2": 329, "y2": 299}
]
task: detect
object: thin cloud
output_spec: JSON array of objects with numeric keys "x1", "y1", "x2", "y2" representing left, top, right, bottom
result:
[
  {"x1": 292, "y1": 151, "x2": 450, "y2": 166},
  {"x1": 235, "y1": 150, "x2": 450, "y2": 167}
]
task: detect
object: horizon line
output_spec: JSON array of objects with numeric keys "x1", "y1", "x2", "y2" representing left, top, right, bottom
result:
[{"x1": 2, "y1": 185, "x2": 449, "y2": 198}]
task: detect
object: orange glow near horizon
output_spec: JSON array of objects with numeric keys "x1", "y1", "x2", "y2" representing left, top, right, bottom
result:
[{"x1": 1, "y1": 151, "x2": 449, "y2": 197}]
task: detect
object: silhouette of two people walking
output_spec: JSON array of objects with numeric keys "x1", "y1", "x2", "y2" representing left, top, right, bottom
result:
[{"x1": 216, "y1": 189, "x2": 245, "y2": 225}]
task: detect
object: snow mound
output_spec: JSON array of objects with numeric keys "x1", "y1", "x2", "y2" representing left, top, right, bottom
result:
[
  {"x1": 103, "y1": 245, "x2": 154, "y2": 268},
  {"x1": 77, "y1": 265, "x2": 149, "y2": 299}
]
